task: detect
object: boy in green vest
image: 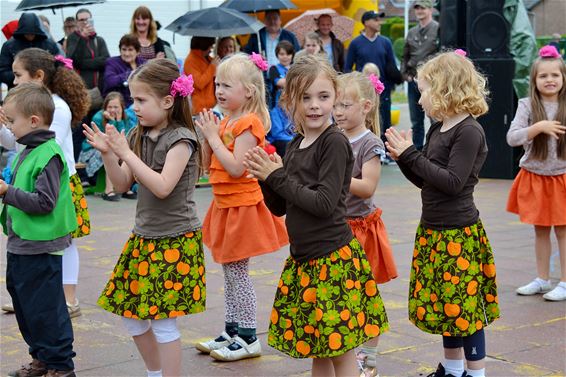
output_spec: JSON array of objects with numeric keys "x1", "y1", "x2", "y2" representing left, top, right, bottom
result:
[{"x1": 0, "y1": 83, "x2": 77, "y2": 377}]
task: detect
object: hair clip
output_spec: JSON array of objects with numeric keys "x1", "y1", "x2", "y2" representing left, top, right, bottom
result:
[
  {"x1": 539, "y1": 45, "x2": 561, "y2": 59},
  {"x1": 54, "y1": 55, "x2": 74, "y2": 70},
  {"x1": 369, "y1": 74, "x2": 385, "y2": 94},
  {"x1": 454, "y1": 49, "x2": 467, "y2": 57},
  {"x1": 170, "y1": 74, "x2": 194, "y2": 97},
  {"x1": 250, "y1": 52, "x2": 269, "y2": 71}
]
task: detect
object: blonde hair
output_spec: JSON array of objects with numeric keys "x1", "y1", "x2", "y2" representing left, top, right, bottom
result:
[
  {"x1": 280, "y1": 54, "x2": 337, "y2": 136},
  {"x1": 216, "y1": 53, "x2": 270, "y2": 132},
  {"x1": 362, "y1": 62, "x2": 380, "y2": 77},
  {"x1": 417, "y1": 51, "x2": 489, "y2": 120},
  {"x1": 130, "y1": 6, "x2": 158, "y2": 44},
  {"x1": 337, "y1": 72, "x2": 380, "y2": 135},
  {"x1": 528, "y1": 56, "x2": 566, "y2": 160}
]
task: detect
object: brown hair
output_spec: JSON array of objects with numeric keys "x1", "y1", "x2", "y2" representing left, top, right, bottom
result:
[
  {"x1": 14, "y1": 48, "x2": 89, "y2": 124},
  {"x1": 417, "y1": 51, "x2": 489, "y2": 120},
  {"x1": 275, "y1": 40, "x2": 295, "y2": 56},
  {"x1": 280, "y1": 54, "x2": 337, "y2": 135},
  {"x1": 528, "y1": 57, "x2": 566, "y2": 160},
  {"x1": 101, "y1": 92, "x2": 128, "y2": 128},
  {"x1": 130, "y1": 6, "x2": 158, "y2": 44},
  {"x1": 337, "y1": 71, "x2": 380, "y2": 135},
  {"x1": 4, "y1": 82, "x2": 55, "y2": 126},
  {"x1": 127, "y1": 59, "x2": 202, "y2": 167},
  {"x1": 119, "y1": 34, "x2": 141, "y2": 52}
]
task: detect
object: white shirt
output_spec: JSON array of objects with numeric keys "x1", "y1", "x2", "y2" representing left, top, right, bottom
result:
[{"x1": 51, "y1": 94, "x2": 76, "y2": 176}]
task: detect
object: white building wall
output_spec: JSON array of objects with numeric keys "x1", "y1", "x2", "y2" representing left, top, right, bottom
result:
[{"x1": 1, "y1": 0, "x2": 224, "y2": 61}]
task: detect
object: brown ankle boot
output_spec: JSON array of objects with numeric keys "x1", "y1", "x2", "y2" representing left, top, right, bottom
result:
[
  {"x1": 45, "y1": 370, "x2": 76, "y2": 377},
  {"x1": 9, "y1": 359, "x2": 47, "y2": 377}
]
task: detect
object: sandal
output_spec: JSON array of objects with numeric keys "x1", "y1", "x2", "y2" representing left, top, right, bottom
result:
[
  {"x1": 101, "y1": 192, "x2": 120, "y2": 202},
  {"x1": 122, "y1": 190, "x2": 137, "y2": 200}
]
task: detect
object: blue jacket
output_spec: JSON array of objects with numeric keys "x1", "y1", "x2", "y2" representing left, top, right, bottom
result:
[{"x1": 243, "y1": 28, "x2": 300, "y2": 56}]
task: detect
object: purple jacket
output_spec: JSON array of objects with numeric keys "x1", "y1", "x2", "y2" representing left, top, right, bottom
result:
[{"x1": 103, "y1": 55, "x2": 145, "y2": 106}]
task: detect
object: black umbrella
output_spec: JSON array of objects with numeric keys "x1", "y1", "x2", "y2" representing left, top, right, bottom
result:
[
  {"x1": 16, "y1": 0, "x2": 106, "y2": 21},
  {"x1": 165, "y1": 7, "x2": 264, "y2": 38},
  {"x1": 220, "y1": 0, "x2": 297, "y2": 13}
]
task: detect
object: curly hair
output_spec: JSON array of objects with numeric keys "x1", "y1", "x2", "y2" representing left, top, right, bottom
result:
[
  {"x1": 528, "y1": 56, "x2": 566, "y2": 160},
  {"x1": 417, "y1": 51, "x2": 489, "y2": 120},
  {"x1": 337, "y1": 71, "x2": 380, "y2": 135},
  {"x1": 14, "y1": 48, "x2": 90, "y2": 124},
  {"x1": 280, "y1": 54, "x2": 337, "y2": 136}
]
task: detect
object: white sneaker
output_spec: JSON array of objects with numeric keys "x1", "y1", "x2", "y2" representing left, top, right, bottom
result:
[
  {"x1": 1, "y1": 302, "x2": 14, "y2": 313},
  {"x1": 543, "y1": 283, "x2": 566, "y2": 301},
  {"x1": 195, "y1": 331, "x2": 233, "y2": 354},
  {"x1": 516, "y1": 278, "x2": 552, "y2": 295},
  {"x1": 209, "y1": 336, "x2": 261, "y2": 361}
]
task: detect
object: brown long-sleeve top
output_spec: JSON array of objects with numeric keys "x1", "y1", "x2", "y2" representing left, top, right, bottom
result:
[
  {"x1": 260, "y1": 125, "x2": 354, "y2": 262},
  {"x1": 397, "y1": 116, "x2": 488, "y2": 229}
]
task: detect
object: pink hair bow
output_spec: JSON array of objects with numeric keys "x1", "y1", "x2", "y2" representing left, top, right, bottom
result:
[
  {"x1": 454, "y1": 49, "x2": 467, "y2": 57},
  {"x1": 54, "y1": 55, "x2": 73, "y2": 70},
  {"x1": 539, "y1": 45, "x2": 561, "y2": 59},
  {"x1": 369, "y1": 74, "x2": 385, "y2": 95},
  {"x1": 250, "y1": 52, "x2": 269, "y2": 71},
  {"x1": 170, "y1": 74, "x2": 194, "y2": 97}
]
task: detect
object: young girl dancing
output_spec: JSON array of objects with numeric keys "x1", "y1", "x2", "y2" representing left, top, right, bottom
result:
[
  {"x1": 85, "y1": 59, "x2": 205, "y2": 377},
  {"x1": 244, "y1": 54, "x2": 389, "y2": 377},
  {"x1": 385, "y1": 50, "x2": 499, "y2": 377},
  {"x1": 507, "y1": 45, "x2": 566, "y2": 301},
  {"x1": 195, "y1": 53, "x2": 288, "y2": 362},
  {"x1": 10, "y1": 48, "x2": 90, "y2": 318},
  {"x1": 335, "y1": 71, "x2": 397, "y2": 377}
]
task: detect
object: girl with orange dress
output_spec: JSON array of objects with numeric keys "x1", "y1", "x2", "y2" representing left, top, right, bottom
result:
[
  {"x1": 385, "y1": 50, "x2": 499, "y2": 377},
  {"x1": 195, "y1": 53, "x2": 288, "y2": 362}
]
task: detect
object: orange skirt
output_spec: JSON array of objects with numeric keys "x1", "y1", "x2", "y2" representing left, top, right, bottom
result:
[
  {"x1": 348, "y1": 208, "x2": 398, "y2": 284},
  {"x1": 507, "y1": 169, "x2": 566, "y2": 226},
  {"x1": 202, "y1": 200, "x2": 289, "y2": 264}
]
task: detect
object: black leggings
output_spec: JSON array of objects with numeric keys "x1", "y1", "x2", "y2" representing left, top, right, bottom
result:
[{"x1": 443, "y1": 329, "x2": 485, "y2": 361}]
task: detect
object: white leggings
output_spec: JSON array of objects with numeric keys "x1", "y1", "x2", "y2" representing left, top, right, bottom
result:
[
  {"x1": 62, "y1": 241, "x2": 79, "y2": 285},
  {"x1": 122, "y1": 317, "x2": 180, "y2": 344}
]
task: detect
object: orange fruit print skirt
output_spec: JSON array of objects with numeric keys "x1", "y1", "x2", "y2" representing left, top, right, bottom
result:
[{"x1": 409, "y1": 220, "x2": 499, "y2": 336}]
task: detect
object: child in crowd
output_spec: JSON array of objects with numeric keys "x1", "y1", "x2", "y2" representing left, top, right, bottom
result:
[
  {"x1": 268, "y1": 40, "x2": 295, "y2": 157},
  {"x1": 85, "y1": 59, "x2": 204, "y2": 377},
  {"x1": 362, "y1": 62, "x2": 380, "y2": 77},
  {"x1": 7, "y1": 48, "x2": 90, "y2": 318},
  {"x1": 1, "y1": 83, "x2": 78, "y2": 377},
  {"x1": 335, "y1": 71, "x2": 397, "y2": 377},
  {"x1": 507, "y1": 45, "x2": 566, "y2": 301},
  {"x1": 78, "y1": 91, "x2": 137, "y2": 201},
  {"x1": 385, "y1": 51, "x2": 499, "y2": 377},
  {"x1": 244, "y1": 54, "x2": 388, "y2": 377},
  {"x1": 195, "y1": 53, "x2": 288, "y2": 362},
  {"x1": 294, "y1": 32, "x2": 326, "y2": 62}
]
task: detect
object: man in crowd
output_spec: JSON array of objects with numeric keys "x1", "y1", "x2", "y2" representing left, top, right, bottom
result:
[
  {"x1": 402, "y1": 0, "x2": 439, "y2": 150},
  {"x1": 315, "y1": 14, "x2": 345, "y2": 72}
]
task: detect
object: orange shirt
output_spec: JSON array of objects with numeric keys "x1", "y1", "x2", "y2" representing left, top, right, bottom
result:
[
  {"x1": 209, "y1": 113, "x2": 266, "y2": 208},
  {"x1": 183, "y1": 50, "x2": 216, "y2": 114}
]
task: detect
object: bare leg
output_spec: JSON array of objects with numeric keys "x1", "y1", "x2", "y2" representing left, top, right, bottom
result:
[
  {"x1": 534, "y1": 225, "x2": 552, "y2": 279},
  {"x1": 467, "y1": 359, "x2": 485, "y2": 370},
  {"x1": 158, "y1": 339, "x2": 181, "y2": 377},
  {"x1": 331, "y1": 349, "x2": 359, "y2": 377},
  {"x1": 105, "y1": 173, "x2": 114, "y2": 194},
  {"x1": 63, "y1": 284, "x2": 76, "y2": 305},
  {"x1": 554, "y1": 226, "x2": 566, "y2": 281},
  {"x1": 444, "y1": 347, "x2": 463, "y2": 360},
  {"x1": 132, "y1": 329, "x2": 161, "y2": 372},
  {"x1": 312, "y1": 358, "x2": 335, "y2": 377}
]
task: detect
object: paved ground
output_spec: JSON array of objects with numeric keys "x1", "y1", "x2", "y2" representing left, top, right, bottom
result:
[{"x1": 1, "y1": 104, "x2": 565, "y2": 376}]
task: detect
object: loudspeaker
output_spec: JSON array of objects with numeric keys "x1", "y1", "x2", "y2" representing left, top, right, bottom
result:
[
  {"x1": 466, "y1": 0, "x2": 510, "y2": 58},
  {"x1": 439, "y1": 0, "x2": 467, "y2": 49},
  {"x1": 475, "y1": 58, "x2": 520, "y2": 179}
]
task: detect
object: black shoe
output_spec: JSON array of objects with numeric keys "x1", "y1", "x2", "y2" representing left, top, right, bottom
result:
[
  {"x1": 101, "y1": 192, "x2": 121, "y2": 202},
  {"x1": 122, "y1": 190, "x2": 137, "y2": 200},
  {"x1": 426, "y1": 363, "x2": 467, "y2": 377}
]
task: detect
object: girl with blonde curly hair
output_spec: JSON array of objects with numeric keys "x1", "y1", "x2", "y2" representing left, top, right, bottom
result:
[
  {"x1": 10, "y1": 47, "x2": 91, "y2": 319},
  {"x1": 385, "y1": 51, "x2": 498, "y2": 377}
]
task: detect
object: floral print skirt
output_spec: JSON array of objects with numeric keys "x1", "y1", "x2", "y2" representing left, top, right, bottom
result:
[
  {"x1": 409, "y1": 220, "x2": 499, "y2": 337},
  {"x1": 70, "y1": 173, "x2": 90, "y2": 238},
  {"x1": 268, "y1": 238, "x2": 389, "y2": 358},
  {"x1": 97, "y1": 231, "x2": 206, "y2": 320}
]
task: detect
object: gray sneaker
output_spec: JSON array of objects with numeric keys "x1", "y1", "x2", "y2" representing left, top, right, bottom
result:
[{"x1": 516, "y1": 278, "x2": 552, "y2": 295}]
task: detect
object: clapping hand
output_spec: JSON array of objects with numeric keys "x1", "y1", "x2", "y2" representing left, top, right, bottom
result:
[
  {"x1": 385, "y1": 128, "x2": 413, "y2": 161},
  {"x1": 537, "y1": 120, "x2": 566, "y2": 140},
  {"x1": 104, "y1": 125, "x2": 131, "y2": 160},
  {"x1": 83, "y1": 122, "x2": 111, "y2": 153},
  {"x1": 243, "y1": 146, "x2": 283, "y2": 181},
  {"x1": 0, "y1": 179, "x2": 8, "y2": 196},
  {"x1": 194, "y1": 109, "x2": 221, "y2": 142}
]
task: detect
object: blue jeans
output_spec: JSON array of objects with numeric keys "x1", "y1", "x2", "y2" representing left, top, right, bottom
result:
[
  {"x1": 408, "y1": 80, "x2": 426, "y2": 150},
  {"x1": 379, "y1": 86, "x2": 392, "y2": 144}
]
